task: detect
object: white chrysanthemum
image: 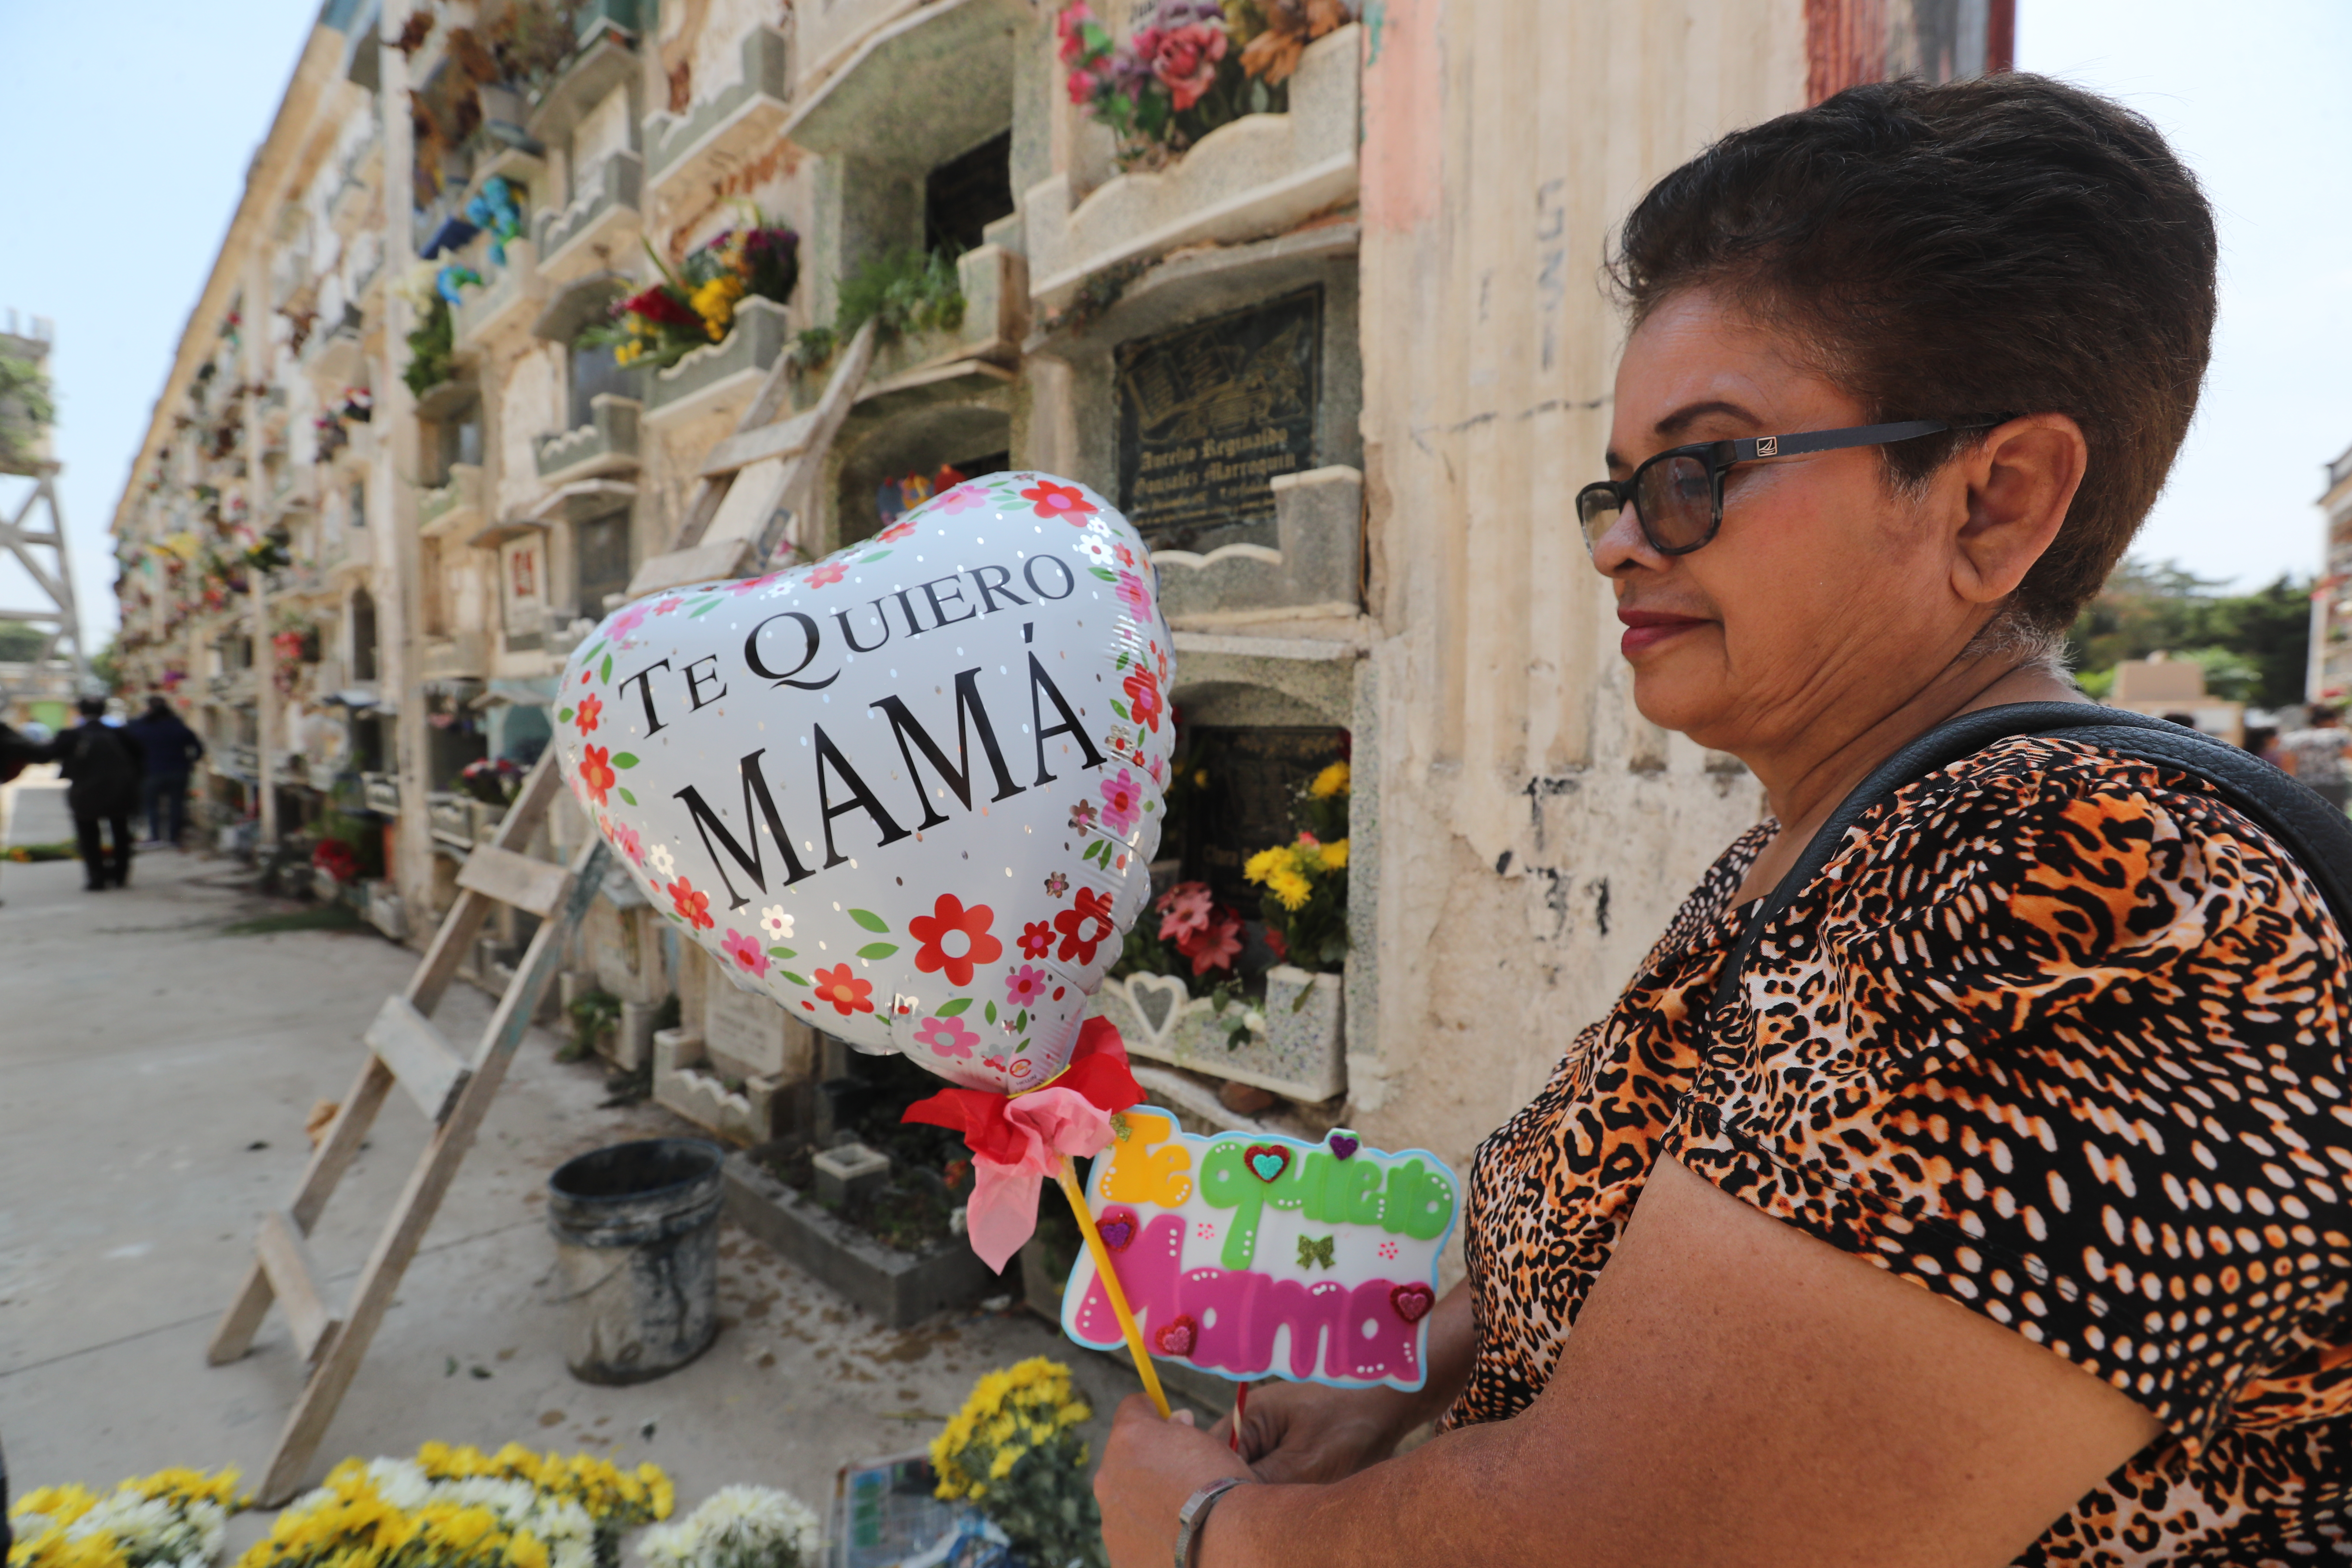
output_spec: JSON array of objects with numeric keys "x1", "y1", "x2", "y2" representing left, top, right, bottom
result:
[
  {"x1": 760, "y1": 905, "x2": 792, "y2": 939},
  {"x1": 364, "y1": 1457, "x2": 434, "y2": 1512},
  {"x1": 637, "y1": 1486, "x2": 820, "y2": 1568},
  {"x1": 649, "y1": 844, "x2": 676, "y2": 877}
]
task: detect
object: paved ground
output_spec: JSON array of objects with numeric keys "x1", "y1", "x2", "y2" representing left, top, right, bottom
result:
[{"x1": 0, "y1": 786, "x2": 1163, "y2": 1529}]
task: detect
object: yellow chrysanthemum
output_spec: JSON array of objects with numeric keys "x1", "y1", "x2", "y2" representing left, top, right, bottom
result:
[
  {"x1": 1316, "y1": 838, "x2": 1348, "y2": 871},
  {"x1": 1267, "y1": 869, "x2": 1314, "y2": 911},
  {"x1": 986, "y1": 1446, "x2": 1023, "y2": 1481},
  {"x1": 690, "y1": 273, "x2": 745, "y2": 340},
  {"x1": 1243, "y1": 846, "x2": 1292, "y2": 885},
  {"x1": 1309, "y1": 761, "x2": 1351, "y2": 799}
]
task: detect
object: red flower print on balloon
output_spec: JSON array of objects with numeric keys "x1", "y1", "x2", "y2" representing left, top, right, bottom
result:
[
  {"x1": 1123, "y1": 668, "x2": 1163, "y2": 733},
  {"x1": 805, "y1": 560, "x2": 848, "y2": 588},
  {"x1": 1004, "y1": 964, "x2": 1049, "y2": 1009},
  {"x1": 1018, "y1": 479, "x2": 1095, "y2": 524},
  {"x1": 650, "y1": 596, "x2": 685, "y2": 616},
  {"x1": 1053, "y1": 887, "x2": 1117, "y2": 965},
  {"x1": 666, "y1": 876, "x2": 715, "y2": 931},
  {"x1": 908, "y1": 894, "x2": 1003, "y2": 988},
  {"x1": 579, "y1": 745, "x2": 616, "y2": 807},
  {"x1": 723, "y1": 573, "x2": 781, "y2": 597},
  {"x1": 1018, "y1": 920, "x2": 1054, "y2": 959},
  {"x1": 877, "y1": 519, "x2": 919, "y2": 542},
  {"x1": 719, "y1": 927, "x2": 769, "y2": 977},
  {"x1": 812, "y1": 963, "x2": 875, "y2": 1017},
  {"x1": 574, "y1": 694, "x2": 602, "y2": 735}
]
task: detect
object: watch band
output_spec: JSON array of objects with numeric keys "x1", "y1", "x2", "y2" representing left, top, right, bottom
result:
[{"x1": 1173, "y1": 1477, "x2": 1250, "y2": 1568}]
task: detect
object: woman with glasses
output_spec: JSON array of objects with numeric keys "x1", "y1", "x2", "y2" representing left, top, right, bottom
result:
[{"x1": 1092, "y1": 74, "x2": 2350, "y2": 1567}]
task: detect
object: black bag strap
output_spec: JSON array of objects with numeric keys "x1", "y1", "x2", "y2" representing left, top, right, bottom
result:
[{"x1": 1709, "y1": 701, "x2": 2352, "y2": 1018}]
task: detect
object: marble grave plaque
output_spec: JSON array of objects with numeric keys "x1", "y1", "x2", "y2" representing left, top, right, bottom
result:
[{"x1": 1117, "y1": 288, "x2": 1321, "y2": 554}]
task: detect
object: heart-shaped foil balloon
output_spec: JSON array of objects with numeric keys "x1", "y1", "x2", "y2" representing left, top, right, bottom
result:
[{"x1": 554, "y1": 473, "x2": 1174, "y2": 1093}]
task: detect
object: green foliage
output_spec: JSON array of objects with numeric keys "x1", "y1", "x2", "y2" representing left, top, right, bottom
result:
[
  {"x1": 565, "y1": 987, "x2": 624, "y2": 1062},
  {"x1": 89, "y1": 636, "x2": 121, "y2": 693},
  {"x1": 0, "y1": 349, "x2": 55, "y2": 468},
  {"x1": 0, "y1": 623, "x2": 49, "y2": 661},
  {"x1": 833, "y1": 248, "x2": 965, "y2": 344},
  {"x1": 403, "y1": 297, "x2": 456, "y2": 397},
  {"x1": 2067, "y1": 557, "x2": 2312, "y2": 709}
]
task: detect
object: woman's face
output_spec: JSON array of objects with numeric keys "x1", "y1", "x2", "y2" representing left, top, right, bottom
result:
[{"x1": 1590, "y1": 289, "x2": 1985, "y2": 758}]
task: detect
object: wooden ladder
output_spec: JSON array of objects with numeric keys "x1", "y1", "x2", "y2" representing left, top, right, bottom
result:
[
  {"x1": 207, "y1": 751, "x2": 610, "y2": 1504},
  {"x1": 623, "y1": 317, "x2": 878, "y2": 599}
]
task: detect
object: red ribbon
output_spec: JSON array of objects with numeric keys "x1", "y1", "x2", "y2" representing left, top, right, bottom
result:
[{"x1": 902, "y1": 1016, "x2": 1143, "y2": 1154}]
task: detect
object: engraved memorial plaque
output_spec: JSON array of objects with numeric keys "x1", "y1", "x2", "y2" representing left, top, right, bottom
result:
[{"x1": 1117, "y1": 289, "x2": 1321, "y2": 554}]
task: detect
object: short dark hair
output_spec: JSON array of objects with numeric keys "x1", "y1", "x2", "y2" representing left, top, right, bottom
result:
[
  {"x1": 77, "y1": 695, "x2": 107, "y2": 718},
  {"x1": 1609, "y1": 74, "x2": 2217, "y2": 637}
]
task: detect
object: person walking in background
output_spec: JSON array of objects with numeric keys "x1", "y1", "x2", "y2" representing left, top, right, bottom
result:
[
  {"x1": 2279, "y1": 703, "x2": 2350, "y2": 812},
  {"x1": 126, "y1": 694, "x2": 204, "y2": 848},
  {"x1": 56, "y1": 696, "x2": 143, "y2": 890}
]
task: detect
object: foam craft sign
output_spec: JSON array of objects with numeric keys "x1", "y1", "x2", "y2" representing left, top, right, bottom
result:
[
  {"x1": 553, "y1": 473, "x2": 1176, "y2": 1094},
  {"x1": 1061, "y1": 1112, "x2": 1460, "y2": 1390}
]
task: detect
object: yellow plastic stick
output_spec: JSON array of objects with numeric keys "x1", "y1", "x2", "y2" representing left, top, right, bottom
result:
[{"x1": 1057, "y1": 1153, "x2": 1173, "y2": 1420}]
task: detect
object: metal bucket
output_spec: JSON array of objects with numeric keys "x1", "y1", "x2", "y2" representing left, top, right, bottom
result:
[{"x1": 547, "y1": 1137, "x2": 725, "y2": 1385}]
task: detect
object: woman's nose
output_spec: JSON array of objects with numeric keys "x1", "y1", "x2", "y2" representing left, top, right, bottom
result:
[{"x1": 1586, "y1": 503, "x2": 1665, "y2": 577}]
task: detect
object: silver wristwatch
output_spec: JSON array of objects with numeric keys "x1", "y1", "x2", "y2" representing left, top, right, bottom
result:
[{"x1": 1174, "y1": 1477, "x2": 1251, "y2": 1568}]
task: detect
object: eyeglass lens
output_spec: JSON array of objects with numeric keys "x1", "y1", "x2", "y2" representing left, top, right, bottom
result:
[{"x1": 1577, "y1": 453, "x2": 1716, "y2": 554}]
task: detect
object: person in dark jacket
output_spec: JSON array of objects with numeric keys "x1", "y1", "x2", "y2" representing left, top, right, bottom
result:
[
  {"x1": 57, "y1": 696, "x2": 144, "y2": 890},
  {"x1": 126, "y1": 695, "x2": 205, "y2": 848}
]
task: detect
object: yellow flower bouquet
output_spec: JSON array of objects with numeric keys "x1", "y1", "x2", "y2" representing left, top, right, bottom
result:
[
  {"x1": 9, "y1": 1468, "x2": 244, "y2": 1568},
  {"x1": 931, "y1": 1359, "x2": 1102, "y2": 1568},
  {"x1": 1243, "y1": 759, "x2": 1351, "y2": 974},
  {"x1": 236, "y1": 1445, "x2": 671, "y2": 1568}
]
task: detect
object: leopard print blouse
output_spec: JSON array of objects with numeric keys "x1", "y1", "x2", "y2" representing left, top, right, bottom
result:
[{"x1": 1451, "y1": 738, "x2": 2352, "y2": 1564}]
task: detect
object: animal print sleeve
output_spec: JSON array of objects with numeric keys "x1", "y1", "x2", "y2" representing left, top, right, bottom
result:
[{"x1": 1661, "y1": 740, "x2": 2352, "y2": 1451}]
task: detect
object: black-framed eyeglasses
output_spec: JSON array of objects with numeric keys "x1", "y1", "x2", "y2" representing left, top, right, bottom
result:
[{"x1": 1575, "y1": 419, "x2": 1994, "y2": 557}]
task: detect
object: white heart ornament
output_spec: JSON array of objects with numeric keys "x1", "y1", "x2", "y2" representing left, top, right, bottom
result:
[{"x1": 553, "y1": 474, "x2": 1174, "y2": 1094}]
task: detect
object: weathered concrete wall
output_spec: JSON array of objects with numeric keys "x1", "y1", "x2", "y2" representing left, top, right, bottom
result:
[{"x1": 1349, "y1": 0, "x2": 1801, "y2": 1164}]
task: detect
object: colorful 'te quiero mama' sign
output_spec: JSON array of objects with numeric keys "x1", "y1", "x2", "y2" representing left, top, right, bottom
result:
[{"x1": 1060, "y1": 1110, "x2": 1459, "y2": 1390}]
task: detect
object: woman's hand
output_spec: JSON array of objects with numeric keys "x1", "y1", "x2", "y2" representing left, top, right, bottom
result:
[
  {"x1": 1208, "y1": 1381, "x2": 1423, "y2": 1483},
  {"x1": 1094, "y1": 1398, "x2": 1254, "y2": 1568}
]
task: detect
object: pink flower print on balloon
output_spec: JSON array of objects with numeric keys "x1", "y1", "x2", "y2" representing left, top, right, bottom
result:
[
  {"x1": 723, "y1": 573, "x2": 780, "y2": 596},
  {"x1": 805, "y1": 559, "x2": 848, "y2": 588},
  {"x1": 606, "y1": 602, "x2": 649, "y2": 637},
  {"x1": 877, "y1": 519, "x2": 919, "y2": 542},
  {"x1": 719, "y1": 928, "x2": 769, "y2": 978},
  {"x1": 1114, "y1": 570, "x2": 1152, "y2": 621},
  {"x1": 913, "y1": 1014, "x2": 980, "y2": 1059},
  {"x1": 651, "y1": 596, "x2": 685, "y2": 616},
  {"x1": 934, "y1": 482, "x2": 986, "y2": 514},
  {"x1": 1099, "y1": 768, "x2": 1142, "y2": 835},
  {"x1": 1004, "y1": 965, "x2": 1049, "y2": 1009},
  {"x1": 609, "y1": 818, "x2": 644, "y2": 867}
]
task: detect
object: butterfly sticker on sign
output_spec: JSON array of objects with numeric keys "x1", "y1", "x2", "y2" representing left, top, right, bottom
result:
[{"x1": 1059, "y1": 1111, "x2": 1458, "y2": 1390}]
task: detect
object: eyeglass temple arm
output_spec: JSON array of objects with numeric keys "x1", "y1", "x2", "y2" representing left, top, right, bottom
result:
[{"x1": 1732, "y1": 420, "x2": 1957, "y2": 462}]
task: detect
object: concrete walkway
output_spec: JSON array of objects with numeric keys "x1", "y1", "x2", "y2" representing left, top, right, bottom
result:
[{"x1": 0, "y1": 830, "x2": 1158, "y2": 1524}]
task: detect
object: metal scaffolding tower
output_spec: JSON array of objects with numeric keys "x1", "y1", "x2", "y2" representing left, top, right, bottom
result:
[{"x1": 0, "y1": 312, "x2": 92, "y2": 699}]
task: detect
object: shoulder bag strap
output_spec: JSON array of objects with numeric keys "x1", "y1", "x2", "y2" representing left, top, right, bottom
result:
[{"x1": 1707, "y1": 702, "x2": 2352, "y2": 1020}]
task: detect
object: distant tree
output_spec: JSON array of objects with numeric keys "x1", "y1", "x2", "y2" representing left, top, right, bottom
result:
[
  {"x1": 90, "y1": 636, "x2": 121, "y2": 692},
  {"x1": 2066, "y1": 557, "x2": 2311, "y2": 709},
  {"x1": 0, "y1": 623, "x2": 47, "y2": 662}
]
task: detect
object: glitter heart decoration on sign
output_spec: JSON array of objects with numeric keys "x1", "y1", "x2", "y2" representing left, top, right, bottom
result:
[{"x1": 553, "y1": 473, "x2": 1175, "y2": 1094}]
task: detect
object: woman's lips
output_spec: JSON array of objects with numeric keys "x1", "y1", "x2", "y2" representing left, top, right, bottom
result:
[{"x1": 1617, "y1": 609, "x2": 1709, "y2": 658}]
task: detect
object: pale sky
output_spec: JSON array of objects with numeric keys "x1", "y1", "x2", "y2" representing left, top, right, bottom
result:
[{"x1": 2, "y1": 0, "x2": 2346, "y2": 651}]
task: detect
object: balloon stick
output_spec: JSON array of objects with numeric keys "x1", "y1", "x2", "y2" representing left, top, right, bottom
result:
[{"x1": 1056, "y1": 1153, "x2": 1172, "y2": 1421}]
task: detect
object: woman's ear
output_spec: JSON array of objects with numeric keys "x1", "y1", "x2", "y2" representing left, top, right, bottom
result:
[{"x1": 1950, "y1": 413, "x2": 2088, "y2": 607}]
